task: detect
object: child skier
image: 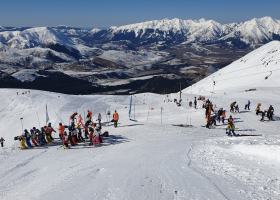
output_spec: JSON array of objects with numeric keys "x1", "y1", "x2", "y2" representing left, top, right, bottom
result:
[
  {"x1": 88, "y1": 127, "x2": 95, "y2": 146},
  {"x1": 38, "y1": 127, "x2": 47, "y2": 146},
  {"x1": 58, "y1": 123, "x2": 65, "y2": 140},
  {"x1": 19, "y1": 135, "x2": 28, "y2": 149},
  {"x1": 24, "y1": 129, "x2": 33, "y2": 148},
  {"x1": 62, "y1": 132, "x2": 70, "y2": 149},
  {"x1": 30, "y1": 128, "x2": 39, "y2": 146},
  {"x1": 226, "y1": 115, "x2": 236, "y2": 136},
  {"x1": 45, "y1": 123, "x2": 56, "y2": 143}
]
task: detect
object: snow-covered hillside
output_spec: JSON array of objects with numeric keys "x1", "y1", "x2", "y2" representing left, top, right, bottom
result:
[
  {"x1": 0, "y1": 82, "x2": 280, "y2": 200},
  {"x1": 184, "y1": 40, "x2": 280, "y2": 94}
]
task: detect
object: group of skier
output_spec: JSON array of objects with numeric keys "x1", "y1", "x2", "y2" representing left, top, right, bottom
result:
[
  {"x1": 16, "y1": 109, "x2": 120, "y2": 149},
  {"x1": 16, "y1": 123, "x2": 57, "y2": 149},
  {"x1": 199, "y1": 97, "x2": 276, "y2": 136}
]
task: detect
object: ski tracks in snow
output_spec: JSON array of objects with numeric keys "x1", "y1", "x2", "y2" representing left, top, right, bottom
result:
[{"x1": 186, "y1": 144, "x2": 231, "y2": 200}]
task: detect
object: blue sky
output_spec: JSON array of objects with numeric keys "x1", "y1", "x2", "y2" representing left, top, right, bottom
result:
[{"x1": 0, "y1": 0, "x2": 279, "y2": 27}]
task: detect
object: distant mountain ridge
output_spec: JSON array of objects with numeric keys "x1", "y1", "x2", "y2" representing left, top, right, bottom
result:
[
  {"x1": 0, "y1": 16, "x2": 280, "y2": 94},
  {"x1": 0, "y1": 17, "x2": 280, "y2": 49}
]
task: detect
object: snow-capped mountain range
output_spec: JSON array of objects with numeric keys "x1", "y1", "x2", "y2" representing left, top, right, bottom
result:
[
  {"x1": 1, "y1": 16, "x2": 280, "y2": 94},
  {"x1": 104, "y1": 16, "x2": 280, "y2": 46},
  {"x1": 0, "y1": 17, "x2": 280, "y2": 51}
]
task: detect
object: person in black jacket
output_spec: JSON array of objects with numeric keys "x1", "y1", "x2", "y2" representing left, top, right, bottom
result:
[
  {"x1": 0, "y1": 137, "x2": 5, "y2": 147},
  {"x1": 267, "y1": 105, "x2": 274, "y2": 120}
]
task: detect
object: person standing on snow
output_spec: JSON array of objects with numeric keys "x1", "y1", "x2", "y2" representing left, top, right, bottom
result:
[
  {"x1": 245, "y1": 100, "x2": 251, "y2": 110},
  {"x1": 267, "y1": 105, "x2": 274, "y2": 121},
  {"x1": 235, "y1": 104, "x2": 240, "y2": 113},
  {"x1": 97, "y1": 113, "x2": 102, "y2": 128},
  {"x1": 221, "y1": 110, "x2": 226, "y2": 124},
  {"x1": 19, "y1": 135, "x2": 28, "y2": 149},
  {"x1": 30, "y1": 128, "x2": 39, "y2": 146},
  {"x1": 38, "y1": 127, "x2": 47, "y2": 146},
  {"x1": 58, "y1": 123, "x2": 65, "y2": 140},
  {"x1": 256, "y1": 103, "x2": 262, "y2": 115},
  {"x1": 0, "y1": 137, "x2": 5, "y2": 147},
  {"x1": 205, "y1": 101, "x2": 214, "y2": 128},
  {"x1": 226, "y1": 115, "x2": 236, "y2": 136},
  {"x1": 45, "y1": 123, "x2": 56, "y2": 143},
  {"x1": 261, "y1": 110, "x2": 267, "y2": 121},
  {"x1": 88, "y1": 127, "x2": 95, "y2": 146},
  {"x1": 76, "y1": 114, "x2": 85, "y2": 142},
  {"x1": 113, "y1": 110, "x2": 119, "y2": 128},
  {"x1": 230, "y1": 102, "x2": 236, "y2": 112},
  {"x1": 62, "y1": 132, "x2": 70, "y2": 149},
  {"x1": 194, "y1": 97, "x2": 197, "y2": 109},
  {"x1": 86, "y1": 110, "x2": 93, "y2": 124},
  {"x1": 69, "y1": 112, "x2": 78, "y2": 130}
]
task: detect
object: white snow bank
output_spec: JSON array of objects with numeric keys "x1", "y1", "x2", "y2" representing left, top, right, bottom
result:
[{"x1": 231, "y1": 144, "x2": 280, "y2": 163}]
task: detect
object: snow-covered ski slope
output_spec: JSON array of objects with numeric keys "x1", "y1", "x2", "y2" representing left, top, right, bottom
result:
[
  {"x1": 183, "y1": 41, "x2": 280, "y2": 95},
  {"x1": 0, "y1": 41, "x2": 280, "y2": 200}
]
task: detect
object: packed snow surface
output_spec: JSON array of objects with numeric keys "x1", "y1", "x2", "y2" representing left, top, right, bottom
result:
[{"x1": 0, "y1": 41, "x2": 280, "y2": 200}]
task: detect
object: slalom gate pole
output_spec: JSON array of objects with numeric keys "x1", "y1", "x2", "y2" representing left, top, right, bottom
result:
[
  {"x1": 134, "y1": 97, "x2": 136, "y2": 121},
  {"x1": 36, "y1": 112, "x2": 41, "y2": 127},
  {"x1": 161, "y1": 107, "x2": 163, "y2": 125},
  {"x1": 20, "y1": 117, "x2": 24, "y2": 133}
]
